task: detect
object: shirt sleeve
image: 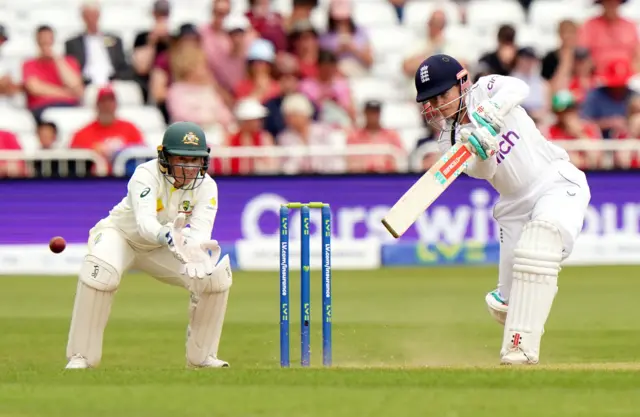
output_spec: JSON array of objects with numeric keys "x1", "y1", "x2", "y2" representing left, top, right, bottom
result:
[
  {"x1": 127, "y1": 166, "x2": 164, "y2": 244},
  {"x1": 188, "y1": 179, "x2": 219, "y2": 242},
  {"x1": 476, "y1": 75, "x2": 530, "y2": 114}
]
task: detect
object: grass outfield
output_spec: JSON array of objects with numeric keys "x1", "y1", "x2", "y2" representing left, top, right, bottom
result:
[{"x1": 1, "y1": 265, "x2": 640, "y2": 416}]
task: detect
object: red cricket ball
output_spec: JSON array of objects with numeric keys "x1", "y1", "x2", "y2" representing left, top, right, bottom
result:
[{"x1": 49, "y1": 236, "x2": 67, "y2": 254}]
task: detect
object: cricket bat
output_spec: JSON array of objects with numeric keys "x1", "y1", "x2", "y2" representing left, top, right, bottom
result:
[{"x1": 381, "y1": 141, "x2": 475, "y2": 238}]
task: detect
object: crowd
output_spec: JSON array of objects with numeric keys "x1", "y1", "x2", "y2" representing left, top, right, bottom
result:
[{"x1": 0, "y1": 0, "x2": 638, "y2": 177}]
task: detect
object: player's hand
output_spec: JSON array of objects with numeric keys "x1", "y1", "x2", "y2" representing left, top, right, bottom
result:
[
  {"x1": 182, "y1": 240, "x2": 220, "y2": 280},
  {"x1": 472, "y1": 100, "x2": 505, "y2": 133},
  {"x1": 460, "y1": 127, "x2": 498, "y2": 161},
  {"x1": 157, "y1": 213, "x2": 189, "y2": 264}
]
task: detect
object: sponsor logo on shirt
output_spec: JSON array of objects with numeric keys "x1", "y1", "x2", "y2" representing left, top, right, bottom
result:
[{"x1": 496, "y1": 131, "x2": 521, "y2": 164}]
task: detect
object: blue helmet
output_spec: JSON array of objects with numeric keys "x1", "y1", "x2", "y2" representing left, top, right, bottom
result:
[{"x1": 414, "y1": 54, "x2": 467, "y2": 103}]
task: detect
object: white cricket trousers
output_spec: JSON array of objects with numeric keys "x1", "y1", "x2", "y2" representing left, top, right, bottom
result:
[
  {"x1": 87, "y1": 226, "x2": 188, "y2": 288},
  {"x1": 494, "y1": 160, "x2": 591, "y2": 301}
]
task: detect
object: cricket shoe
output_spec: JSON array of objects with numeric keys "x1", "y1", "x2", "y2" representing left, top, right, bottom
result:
[
  {"x1": 190, "y1": 355, "x2": 229, "y2": 368},
  {"x1": 485, "y1": 289, "x2": 508, "y2": 325},
  {"x1": 500, "y1": 347, "x2": 539, "y2": 365},
  {"x1": 65, "y1": 354, "x2": 90, "y2": 369}
]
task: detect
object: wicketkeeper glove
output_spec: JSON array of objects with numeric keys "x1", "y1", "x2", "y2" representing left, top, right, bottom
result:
[{"x1": 157, "y1": 213, "x2": 189, "y2": 264}]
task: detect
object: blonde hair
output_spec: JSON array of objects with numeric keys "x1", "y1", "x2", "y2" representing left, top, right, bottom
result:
[{"x1": 170, "y1": 44, "x2": 210, "y2": 83}]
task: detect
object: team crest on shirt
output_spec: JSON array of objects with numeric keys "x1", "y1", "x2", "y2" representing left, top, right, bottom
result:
[
  {"x1": 180, "y1": 200, "x2": 192, "y2": 214},
  {"x1": 182, "y1": 132, "x2": 200, "y2": 145}
]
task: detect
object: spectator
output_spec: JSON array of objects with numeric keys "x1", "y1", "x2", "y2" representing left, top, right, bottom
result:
[
  {"x1": 285, "y1": 0, "x2": 319, "y2": 32},
  {"x1": 264, "y1": 54, "x2": 318, "y2": 138},
  {"x1": 541, "y1": 20, "x2": 578, "y2": 88},
  {"x1": 132, "y1": 0, "x2": 172, "y2": 103},
  {"x1": 288, "y1": 20, "x2": 320, "y2": 79},
  {"x1": 388, "y1": 0, "x2": 407, "y2": 22},
  {"x1": 613, "y1": 96, "x2": 640, "y2": 168},
  {"x1": 319, "y1": 0, "x2": 373, "y2": 77},
  {"x1": 277, "y1": 93, "x2": 344, "y2": 174},
  {"x1": 64, "y1": 0, "x2": 132, "y2": 85},
  {"x1": 299, "y1": 49, "x2": 355, "y2": 127},
  {"x1": 213, "y1": 15, "x2": 251, "y2": 101},
  {"x1": 22, "y1": 25, "x2": 84, "y2": 122},
  {"x1": 402, "y1": 9, "x2": 465, "y2": 98},
  {"x1": 478, "y1": 24, "x2": 517, "y2": 76},
  {"x1": 70, "y1": 86, "x2": 145, "y2": 167},
  {"x1": 0, "y1": 130, "x2": 27, "y2": 177},
  {"x1": 564, "y1": 48, "x2": 598, "y2": 104},
  {"x1": 547, "y1": 90, "x2": 601, "y2": 168},
  {"x1": 36, "y1": 121, "x2": 58, "y2": 149},
  {"x1": 215, "y1": 98, "x2": 276, "y2": 175},
  {"x1": 234, "y1": 38, "x2": 281, "y2": 103},
  {"x1": 166, "y1": 47, "x2": 234, "y2": 132},
  {"x1": 346, "y1": 100, "x2": 406, "y2": 173},
  {"x1": 510, "y1": 47, "x2": 548, "y2": 125},
  {"x1": 150, "y1": 23, "x2": 202, "y2": 124},
  {"x1": 0, "y1": 25, "x2": 19, "y2": 105},
  {"x1": 581, "y1": 58, "x2": 637, "y2": 138},
  {"x1": 200, "y1": 0, "x2": 231, "y2": 68},
  {"x1": 579, "y1": 0, "x2": 640, "y2": 72},
  {"x1": 245, "y1": 0, "x2": 288, "y2": 52}
]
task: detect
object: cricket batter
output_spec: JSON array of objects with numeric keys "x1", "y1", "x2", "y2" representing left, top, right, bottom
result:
[
  {"x1": 65, "y1": 121, "x2": 232, "y2": 369},
  {"x1": 414, "y1": 54, "x2": 591, "y2": 364}
]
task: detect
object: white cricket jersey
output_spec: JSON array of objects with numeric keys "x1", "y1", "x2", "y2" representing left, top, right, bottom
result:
[
  {"x1": 93, "y1": 159, "x2": 219, "y2": 251},
  {"x1": 437, "y1": 75, "x2": 570, "y2": 196}
]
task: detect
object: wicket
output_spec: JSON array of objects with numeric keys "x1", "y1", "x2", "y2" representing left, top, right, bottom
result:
[{"x1": 279, "y1": 202, "x2": 332, "y2": 367}]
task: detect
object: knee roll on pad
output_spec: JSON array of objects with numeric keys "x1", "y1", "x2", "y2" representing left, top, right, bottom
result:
[
  {"x1": 513, "y1": 220, "x2": 563, "y2": 278},
  {"x1": 79, "y1": 255, "x2": 121, "y2": 292}
]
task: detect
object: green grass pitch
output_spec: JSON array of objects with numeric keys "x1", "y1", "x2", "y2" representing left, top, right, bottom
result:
[{"x1": 1, "y1": 265, "x2": 640, "y2": 416}]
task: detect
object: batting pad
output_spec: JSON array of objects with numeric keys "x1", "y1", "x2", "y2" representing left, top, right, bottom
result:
[
  {"x1": 186, "y1": 255, "x2": 233, "y2": 366},
  {"x1": 66, "y1": 255, "x2": 120, "y2": 367},
  {"x1": 502, "y1": 220, "x2": 562, "y2": 360}
]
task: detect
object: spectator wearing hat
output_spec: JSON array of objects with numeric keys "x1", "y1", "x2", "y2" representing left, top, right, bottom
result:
[
  {"x1": 478, "y1": 24, "x2": 517, "y2": 76},
  {"x1": 510, "y1": 47, "x2": 548, "y2": 125},
  {"x1": 212, "y1": 14, "x2": 252, "y2": 99},
  {"x1": 245, "y1": 0, "x2": 288, "y2": 52},
  {"x1": 288, "y1": 20, "x2": 320, "y2": 79},
  {"x1": 165, "y1": 44, "x2": 234, "y2": 132},
  {"x1": 214, "y1": 98, "x2": 276, "y2": 175},
  {"x1": 235, "y1": 38, "x2": 281, "y2": 103},
  {"x1": 579, "y1": 0, "x2": 639, "y2": 72},
  {"x1": 346, "y1": 100, "x2": 406, "y2": 173},
  {"x1": 64, "y1": 0, "x2": 132, "y2": 86},
  {"x1": 277, "y1": 93, "x2": 344, "y2": 174},
  {"x1": 22, "y1": 25, "x2": 84, "y2": 122},
  {"x1": 319, "y1": 0, "x2": 373, "y2": 77},
  {"x1": 547, "y1": 90, "x2": 602, "y2": 168},
  {"x1": 132, "y1": 0, "x2": 172, "y2": 102},
  {"x1": 581, "y1": 58, "x2": 638, "y2": 138},
  {"x1": 299, "y1": 49, "x2": 355, "y2": 128},
  {"x1": 70, "y1": 86, "x2": 145, "y2": 168},
  {"x1": 0, "y1": 24, "x2": 19, "y2": 105}
]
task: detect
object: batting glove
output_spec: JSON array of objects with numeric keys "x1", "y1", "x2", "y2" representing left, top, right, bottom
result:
[
  {"x1": 472, "y1": 100, "x2": 505, "y2": 133},
  {"x1": 460, "y1": 126, "x2": 498, "y2": 161}
]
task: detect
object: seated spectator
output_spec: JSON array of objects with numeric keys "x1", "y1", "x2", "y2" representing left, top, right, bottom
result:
[
  {"x1": 388, "y1": 0, "x2": 407, "y2": 22},
  {"x1": 542, "y1": 20, "x2": 579, "y2": 90},
  {"x1": 214, "y1": 98, "x2": 276, "y2": 175},
  {"x1": 288, "y1": 20, "x2": 320, "y2": 79},
  {"x1": 0, "y1": 25, "x2": 19, "y2": 105},
  {"x1": 22, "y1": 25, "x2": 84, "y2": 122},
  {"x1": 245, "y1": 0, "x2": 287, "y2": 52},
  {"x1": 346, "y1": 100, "x2": 406, "y2": 173},
  {"x1": 264, "y1": 54, "x2": 318, "y2": 138},
  {"x1": 234, "y1": 38, "x2": 281, "y2": 103},
  {"x1": 581, "y1": 58, "x2": 637, "y2": 138},
  {"x1": 510, "y1": 47, "x2": 548, "y2": 125},
  {"x1": 150, "y1": 23, "x2": 202, "y2": 123},
  {"x1": 200, "y1": 0, "x2": 231, "y2": 68},
  {"x1": 478, "y1": 24, "x2": 517, "y2": 76},
  {"x1": 277, "y1": 93, "x2": 345, "y2": 174},
  {"x1": 579, "y1": 0, "x2": 639, "y2": 72},
  {"x1": 132, "y1": 0, "x2": 173, "y2": 103},
  {"x1": 613, "y1": 96, "x2": 640, "y2": 168},
  {"x1": 0, "y1": 130, "x2": 27, "y2": 177},
  {"x1": 37, "y1": 121, "x2": 58, "y2": 149},
  {"x1": 319, "y1": 0, "x2": 373, "y2": 77},
  {"x1": 299, "y1": 49, "x2": 355, "y2": 127},
  {"x1": 564, "y1": 48, "x2": 598, "y2": 105},
  {"x1": 70, "y1": 86, "x2": 145, "y2": 168},
  {"x1": 65, "y1": 0, "x2": 132, "y2": 85},
  {"x1": 285, "y1": 0, "x2": 318, "y2": 32},
  {"x1": 547, "y1": 90, "x2": 602, "y2": 169},
  {"x1": 213, "y1": 15, "x2": 251, "y2": 101},
  {"x1": 166, "y1": 47, "x2": 234, "y2": 132}
]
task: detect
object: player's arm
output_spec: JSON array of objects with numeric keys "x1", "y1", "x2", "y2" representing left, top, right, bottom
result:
[
  {"x1": 480, "y1": 74, "x2": 530, "y2": 115},
  {"x1": 127, "y1": 167, "x2": 165, "y2": 244},
  {"x1": 188, "y1": 180, "x2": 219, "y2": 243}
]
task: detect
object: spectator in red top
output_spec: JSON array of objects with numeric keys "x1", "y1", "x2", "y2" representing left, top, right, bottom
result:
[
  {"x1": 22, "y1": 25, "x2": 84, "y2": 123},
  {"x1": 346, "y1": 100, "x2": 406, "y2": 173},
  {"x1": 565, "y1": 48, "x2": 599, "y2": 104},
  {"x1": 547, "y1": 90, "x2": 602, "y2": 169},
  {"x1": 70, "y1": 86, "x2": 145, "y2": 168},
  {"x1": 613, "y1": 96, "x2": 640, "y2": 168},
  {"x1": 288, "y1": 20, "x2": 319, "y2": 79},
  {"x1": 214, "y1": 98, "x2": 276, "y2": 175},
  {"x1": 235, "y1": 38, "x2": 281, "y2": 103},
  {"x1": 579, "y1": 0, "x2": 640, "y2": 72},
  {"x1": 0, "y1": 130, "x2": 27, "y2": 177},
  {"x1": 245, "y1": 0, "x2": 287, "y2": 52}
]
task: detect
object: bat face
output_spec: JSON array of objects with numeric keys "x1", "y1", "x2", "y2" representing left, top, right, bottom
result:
[{"x1": 381, "y1": 143, "x2": 474, "y2": 238}]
